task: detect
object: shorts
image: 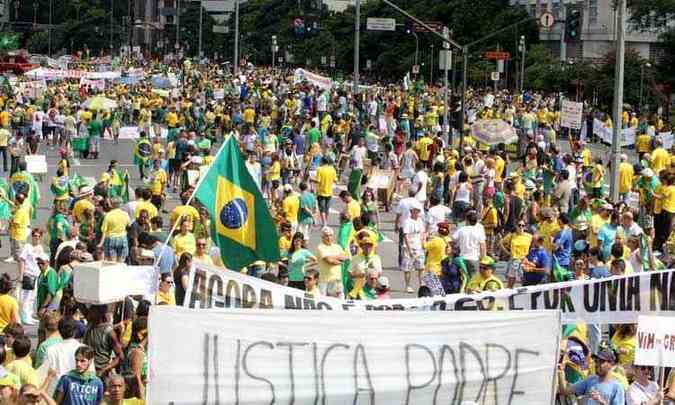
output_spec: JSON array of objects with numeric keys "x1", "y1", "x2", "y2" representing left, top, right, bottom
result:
[
  {"x1": 10, "y1": 239, "x2": 24, "y2": 261},
  {"x1": 317, "y1": 196, "x2": 331, "y2": 214},
  {"x1": 402, "y1": 250, "x2": 425, "y2": 272},
  {"x1": 319, "y1": 280, "x2": 344, "y2": 298},
  {"x1": 506, "y1": 258, "x2": 523, "y2": 281},
  {"x1": 104, "y1": 236, "x2": 129, "y2": 259}
]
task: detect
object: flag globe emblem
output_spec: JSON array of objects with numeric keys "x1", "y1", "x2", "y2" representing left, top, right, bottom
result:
[{"x1": 220, "y1": 198, "x2": 249, "y2": 229}]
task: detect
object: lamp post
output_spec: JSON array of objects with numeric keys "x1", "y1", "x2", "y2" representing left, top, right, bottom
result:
[
  {"x1": 110, "y1": 0, "x2": 114, "y2": 56},
  {"x1": 429, "y1": 43, "x2": 434, "y2": 84},
  {"x1": 519, "y1": 35, "x2": 525, "y2": 93},
  {"x1": 639, "y1": 62, "x2": 651, "y2": 112},
  {"x1": 271, "y1": 35, "x2": 278, "y2": 70}
]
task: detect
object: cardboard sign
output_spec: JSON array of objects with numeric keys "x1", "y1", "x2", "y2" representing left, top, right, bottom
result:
[
  {"x1": 561, "y1": 100, "x2": 583, "y2": 130},
  {"x1": 635, "y1": 315, "x2": 675, "y2": 367}
]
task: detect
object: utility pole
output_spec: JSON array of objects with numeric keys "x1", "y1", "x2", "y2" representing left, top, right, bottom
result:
[
  {"x1": 48, "y1": 0, "x2": 52, "y2": 57},
  {"x1": 198, "y1": 0, "x2": 203, "y2": 59},
  {"x1": 609, "y1": 0, "x2": 625, "y2": 202},
  {"x1": 233, "y1": 0, "x2": 239, "y2": 75},
  {"x1": 272, "y1": 35, "x2": 277, "y2": 70},
  {"x1": 459, "y1": 47, "x2": 468, "y2": 153},
  {"x1": 110, "y1": 0, "x2": 114, "y2": 56},
  {"x1": 560, "y1": 0, "x2": 567, "y2": 62},
  {"x1": 442, "y1": 26, "x2": 450, "y2": 145},
  {"x1": 430, "y1": 43, "x2": 434, "y2": 84},
  {"x1": 353, "y1": 0, "x2": 360, "y2": 95},
  {"x1": 176, "y1": 0, "x2": 181, "y2": 54},
  {"x1": 519, "y1": 35, "x2": 526, "y2": 93}
]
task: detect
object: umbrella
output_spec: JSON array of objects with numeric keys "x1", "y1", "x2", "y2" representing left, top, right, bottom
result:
[
  {"x1": 471, "y1": 119, "x2": 518, "y2": 145},
  {"x1": 82, "y1": 96, "x2": 117, "y2": 110}
]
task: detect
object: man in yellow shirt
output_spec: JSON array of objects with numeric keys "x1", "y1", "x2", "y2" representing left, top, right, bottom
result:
[
  {"x1": 416, "y1": 134, "x2": 434, "y2": 166},
  {"x1": 316, "y1": 227, "x2": 347, "y2": 298},
  {"x1": 618, "y1": 154, "x2": 634, "y2": 202},
  {"x1": 282, "y1": 185, "x2": 300, "y2": 232},
  {"x1": 651, "y1": 139, "x2": 670, "y2": 175},
  {"x1": 134, "y1": 188, "x2": 158, "y2": 220},
  {"x1": 6, "y1": 336, "x2": 38, "y2": 387},
  {"x1": 423, "y1": 222, "x2": 450, "y2": 276},
  {"x1": 314, "y1": 157, "x2": 337, "y2": 226},
  {"x1": 499, "y1": 220, "x2": 532, "y2": 288},
  {"x1": 72, "y1": 187, "x2": 96, "y2": 224},
  {"x1": 8, "y1": 194, "x2": 30, "y2": 263},
  {"x1": 339, "y1": 190, "x2": 361, "y2": 221},
  {"x1": 150, "y1": 159, "x2": 167, "y2": 210},
  {"x1": 538, "y1": 208, "x2": 560, "y2": 253},
  {"x1": 466, "y1": 256, "x2": 503, "y2": 293},
  {"x1": 0, "y1": 124, "x2": 9, "y2": 173},
  {"x1": 170, "y1": 193, "x2": 200, "y2": 230},
  {"x1": 98, "y1": 197, "x2": 131, "y2": 262}
]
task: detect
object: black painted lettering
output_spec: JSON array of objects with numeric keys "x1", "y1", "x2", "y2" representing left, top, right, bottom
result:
[
  {"x1": 225, "y1": 280, "x2": 241, "y2": 308},
  {"x1": 626, "y1": 274, "x2": 641, "y2": 311},
  {"x1": 484, "y1": 343, "x2": 512, "y2": 405},
  {"x1": 303, "y1": 297, "x2": 317, "y2": 309},
  {"x1": 312, "y1": 343, "x2": 319, "y2": 405},
  {"x1": 454, "y1": 298, "x2": 478, "y2": 310},
  {"x1": 277, "y1": 342, "x2": 308, "y2": 405},
  {"x1": 507, "y1": 292, "x2": 525, "y2": 310},
  {"x1": 242, "y1": 341, "x2": 276, "y2": 405},
  {"x1": 606, "y1": 279, "x2": 620, "y2": 311},
  {"x1": 241, "y1": 283, "x2": 257, "y2": 308},
  {"x1": 189, "y1": 268, "x2": 207, "y2": 308},
  {"x1": 433, "y1": 345, "x2": 460, "y2": 405},
  {"x1": 431, "y1": 300, "x2": 447, "y2": 310},
  {"x1": 341, "y1": 303, "x2": 355, "y2": 311},
  {"x1": 559, "y1": 288, "x2": 575, "y2": 313},
  {"x1": 316, "y1": 301, "x2": 333, "y2": 310},
  {"x1": 584, "y1": 283, "x2": 600, "y2": 312},
  {"x1": 208, "y1": 274, "x2": 224, "y2": 309},
  {"x1": 477, "y1": 296, "x2": 497, "y2": 311},
  {"x1": 320, "y1": 343, "x2": 350, "y2": 405},
  {"x1": 529, "y1": 291, "x2": 542, "y2": 310},
  {"x1": 508, "y1": 349, "x2": 539, "y2": 405},
  {"x1": 285, "y1": 295, "x2": 303, "y2": 310},
  {"x1": 352, "y1": 344, "x2": 375, "y2": 404},
  {"x1": 405, "y1": 344, "x2": 437, "y2": 405},
  {"x1": 259, "y1": 289, "x2": 273, "y2": 309},
  {"x1": 459, "y1": 342, "x2": 487, "y2": 402},
  {"x1": 543, "y1": 289, "x2": 560, "y2": 309}
]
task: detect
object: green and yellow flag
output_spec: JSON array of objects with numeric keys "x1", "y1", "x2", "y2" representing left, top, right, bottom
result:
[{"x1": 194, "y1": 136, "x2": 280, "y2": 269}]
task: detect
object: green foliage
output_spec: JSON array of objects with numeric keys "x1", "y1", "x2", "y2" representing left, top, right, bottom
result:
[
  {"x1": 27, "y1": 31, "x2": 49, "y2": 54},
  {"x1": 0, "y1": 33, "x2": 20, "y2": 54}
]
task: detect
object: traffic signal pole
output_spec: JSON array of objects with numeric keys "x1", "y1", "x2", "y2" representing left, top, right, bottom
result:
[
  {"x1": 609, "y1": 0, "x2": 626, "y2": 202},
  {"x1": 560, "y1": 1, "x2": 566, "y2": 62}
]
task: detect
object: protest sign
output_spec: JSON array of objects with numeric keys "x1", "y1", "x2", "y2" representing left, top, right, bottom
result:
[
  {"x1": 635, "y1": 315, "x2": 675, "y2": 367},
  {"x1": 561, "y1": 100, "x2": 583, "y2": 130},
  {"x1": 294, "y1": 68, "x2": 333, "y2": 89},
  {"x1": 147, "y1": 306, "x2": 560, "y2": 405},
  {"x1": 73, "y1": 262, "x2": 157, "y2": 304},
  {"x1": 184, "y1": 263, "x2": 675, "y2": 325},
  {"x1": 24, "y1": 155, "x2": 47, "y2": 175}
]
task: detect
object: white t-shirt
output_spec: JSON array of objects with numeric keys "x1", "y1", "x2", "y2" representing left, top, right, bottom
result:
[
  {"x1": 32, "y1": 111, "x2": 44, "y2": 131},
  {"x1": 19, "y1": 243, "x2": 45, "y2": 277},
  {"x1": 566, "y1": 164, "x2": 578, "y2": 190},
  {"x1": 627, "y1": 381, "x2": 659, "y2": 405},
  {"x1": 351, "y1": 146, "x2": 367, "y2": 170},
  {"x1": 403, "y1": 217, "x2": 425, "y2": 251},
  {"x1": 246, "y1": 161, "x2": 262, "y2": 190},
  {"x1": 412, "y1": 170, "x2": 429, "y2": 203},
  {"x1": 395, "y1": 197, "x2": 422, "y2": 228},
  {"x1": 452, "y1": 224, "x2": 486, "y2": 261},
  {"x1": 45, "y1": 339, "x2": 94, "y2": 396},
  {"x1": 426, "y1": 204, "x2": 452, "y2": 234}
]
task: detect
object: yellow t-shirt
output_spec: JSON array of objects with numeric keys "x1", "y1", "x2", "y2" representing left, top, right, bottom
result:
[
  {"x1": 317, "y1": 243, "x2": 345, "y2": 283},
  {"x1": 171, "y1": 232, "x2": 196, "y2": 258},
  {"x1": 0, "y1": 111, "x2": 9, "y2": 128},
  {"x1": 0, "y1": 128, "x2": 9, "y2": 147},
  {"x1": 0, "y1": 294, "x2": 17, "y2": 331},
  {"x1": 316, "y1": 165, "x2": 337, "y2": 197},
  {"x1": 156, "y1": 290, "x2": 176, "y2": 306},
  {"x1": 73, "y1": 199, "x2": 95, "y2": 223},
  {"x1": 635, "y1": 134, "x2": 652, "y2": 154},
  {"x1": 279, "y1": 235, "x2": 292, "y2": 254},
  {"x1": 661, "y1": 184, "x2": 675, "y2": 213},
  {"x1": 346, "y1": 200, "x2": 361, "y2": 220},
  {"x1": 589, "y1": 214, "x2": 609, "y2": 248},
  {"x1": 9, "y1": 203, "x2": 30, "y2": 241},
  {"x1": 282, "y1": 194, "x2": 300, "y2": 223},
  {"x1": 652, "y1": 147, "x2": 670, "y2": 174},
  {"x1": 135, "y1": 199, "x2": 158, "y2": 220},
  {"x1": 592, "y1": 164, "x2": 605, "y2": 187},
  {"x1": 171, "y1": 205, "x2": 200, "y2": 229},
  {"x1": 618, "y1": 162, "x2": 634, "y2": 194},
  {"x1": 538, "y1": 221, "x2": 560, "y2": 253},
  {"x1": 6, "y1": 357, "x2": 38, "y2": 386},
  {"x1": 495, "y1": 156, "x2": 505, "y2": 182},
  {"x1": 423, "y1": 237, "x2": 446, "y2": 275},
  {"x1": 151, "y1": 170, "x2": 167, "y2": 196},
  {"x1": 166, "y1": 112, "x2": 178, "y2": 128},
  {"x1": 611, "y1": 332, "x2": 635, "y2": 366},
  {"x1": 503, "y1": 232, "x2": 533, "y2": 259},
  {"x1": 417, "y1": 137, "x2": 434, "y2": 161},
  {"x1": 243, "y1": 108, "x2": 256, "y2": 124},
  {"x1": 268, "y1": 161, "x2": 281, "y2": 181},
  {"x1": 101, "y1": 209, "x2": 131, "y2": 238}
]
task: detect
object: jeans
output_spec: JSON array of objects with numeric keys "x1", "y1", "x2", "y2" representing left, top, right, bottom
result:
[{"x1": 0, "y1": 146, "x2": 8, "y2": 172}]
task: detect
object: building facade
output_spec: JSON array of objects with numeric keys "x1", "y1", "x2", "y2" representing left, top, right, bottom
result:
[{"x1": 511, "y1": 0, "x2": 662, "y2": 61}]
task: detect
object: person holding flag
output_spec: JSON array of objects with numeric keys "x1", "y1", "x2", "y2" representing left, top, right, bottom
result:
[
  {"x1": 108, "y1": 160, "x2": 129, "y2": 203},
  {"x1": 134, "y1": 132, "x2": 153, "y2": 180}
]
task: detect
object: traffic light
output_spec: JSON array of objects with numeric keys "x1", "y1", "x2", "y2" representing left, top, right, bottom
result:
[{"x1": 565, "y1": 9, "x2": 581, "y2": 42}]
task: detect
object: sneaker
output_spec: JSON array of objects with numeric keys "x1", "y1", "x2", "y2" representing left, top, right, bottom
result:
[
  {"x1": 3, "y1": 257, "x2": 14, "y2": 263},
  {"x1": 406, "y1": 286, "x2": 414, "y2": 293}
]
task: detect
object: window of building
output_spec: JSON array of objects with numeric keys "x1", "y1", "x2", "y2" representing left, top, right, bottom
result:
[{"x1": 588, "y1": 0, "x2": 598, "y2": 25}]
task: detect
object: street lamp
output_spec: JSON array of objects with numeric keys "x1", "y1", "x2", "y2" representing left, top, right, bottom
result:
[
  {"x1": 430, "y1": 43, "x2": 434, "y2": 84},
  {"x1": 518, "y1": 35, "x2": 525, "y2": 93},
  {"x1": 406, "y1": 28, "x2": 419, "y2": 80},
  {"x1": 271, "y1": 35, "x2": 278, "y2": 70},
  {"x1": 639, "y1": 62, "x2": 651, "y2": 113}
]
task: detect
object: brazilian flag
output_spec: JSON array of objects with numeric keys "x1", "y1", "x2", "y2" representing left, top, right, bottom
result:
[
  {"x1": 110, "y1": 169, "x2": 129, "y2": 202},
  {"x1": 194, "y1": 136, "x2": 280, "y2": 270}
]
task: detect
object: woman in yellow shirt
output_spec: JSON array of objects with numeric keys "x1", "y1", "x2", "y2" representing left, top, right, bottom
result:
[
  {"x1": 0, "y1": 274, "x2": 18, "y2": 331},
  {"x1": 499, "y1": 221, "x2": 533, "y2": 288},
  {"x1": 268, "y1": 154, "x2": 282, "y2": 203},
  {"x1": 171, "y1": 219, "x2": 196, "y2": 259},
  {"x1": 156, "y1": 273, "x2": 176, "y2": 305},
  {"x1": 611, "y1": 323, "x2": 636, "y2": 378}
]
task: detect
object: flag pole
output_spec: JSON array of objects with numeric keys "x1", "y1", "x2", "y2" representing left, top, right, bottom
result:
[{"x1": 152, "y1": 136, "x2": 231, "y2": 268}]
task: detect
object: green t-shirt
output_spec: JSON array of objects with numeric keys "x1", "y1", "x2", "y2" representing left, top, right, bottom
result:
[
  {"x1": 299, "y1": 192, "x2": 317, "y2": 225},
  {"x1": 307, "y1": 128, "x2": 321, "y2": 146},
  {"x1": 48, "y1": 213, "x2": 70, "y2": 242},
  {"x1": 288, "y1": 249, "x2": 314, "y2": 282},
  {"x1": 88, "y1": 119, "x2": 102, "y2": 137},
  {"x1": 36, "y1": 267, "x2": 59, "y2": 310}
]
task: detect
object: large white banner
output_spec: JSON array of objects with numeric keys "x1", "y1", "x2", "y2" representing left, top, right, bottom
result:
[
  {"x1": 294, "y1": 68, "x2": 333, "y2": 89},
  {"x1": 635, "y1": 315, "x2": 675, "y2": 367},
  {"x1": 184, "y1": 264, "x2": 675, "y2": 325},
  {"x1": 147, "y1": 306, "x2": 560, "y2": 404}
]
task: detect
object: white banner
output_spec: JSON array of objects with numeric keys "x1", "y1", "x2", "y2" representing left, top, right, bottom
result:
[
  {"x1": 635, "y1": 315, "x2": 675, "y2": 367},
  {"x1": 24, "y1": 68, "x2": 121, "y2": 80},
  {"x1": 79, "y1": 78, "x2": 106, "y2": 91},
  {"x1": 147, "y1": 306, "x2": 560, "y2": 404},
  {"x1": 184, "y1": 264, "x2": 675, "y2": 325},
  {"x1": 561, "y1": 100, "x2": 583, "y2": 130},
  {"x1": 294, "y1": 68, "x2": 333, "y2": 89}
]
